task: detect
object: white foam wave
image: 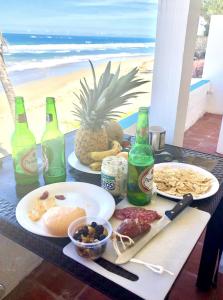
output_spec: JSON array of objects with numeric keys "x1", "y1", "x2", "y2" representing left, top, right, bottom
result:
[
  {"x1": 33, "y1": 51, "x2": 50, "y2": 54},
  {"x1": 55, "y1": 50, "x2": 72, "y2": 53},
  {"x1": 8, "y1": 42, "x2": 155, "y2": 54},
  {"x1": 7, "y1": 52, "x2": 150, "y2": 72}
]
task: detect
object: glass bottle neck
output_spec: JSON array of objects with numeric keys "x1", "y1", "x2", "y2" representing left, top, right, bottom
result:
[
  {"x1": 15, "y1": 97, "x2": 28, "y2": 130},
  {"x1": 45, "y1": 98, "x2": 58, "y2": 130},
  {"x1": 135, "y1": 108, "x2": 149, "y2": 144}
]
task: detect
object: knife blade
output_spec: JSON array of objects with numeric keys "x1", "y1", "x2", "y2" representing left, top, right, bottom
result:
[{"x1": 115, "y1": 193, "x2": 193, "y2": 265}]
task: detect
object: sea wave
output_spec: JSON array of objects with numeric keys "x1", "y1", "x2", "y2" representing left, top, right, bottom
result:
[
  {"x1": 7, "y1": 42, "x2": 155, "y2": 54},
  {"x1": 7, "y1": 52, "x2": 150, "y2": 72}
]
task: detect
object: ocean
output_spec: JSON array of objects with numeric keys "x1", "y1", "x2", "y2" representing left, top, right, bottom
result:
[{"x1": 3, "y1": 33, "x2": 155, "y2": 86}]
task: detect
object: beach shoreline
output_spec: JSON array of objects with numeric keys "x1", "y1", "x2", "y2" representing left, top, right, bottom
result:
[{"x1": 0, "y1": 56, "x2": 153, "y2": 157}]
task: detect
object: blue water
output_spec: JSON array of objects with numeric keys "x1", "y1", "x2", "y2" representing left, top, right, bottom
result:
[{"x1": 3, "y1": 33, "x2": 155, "y2": 85}]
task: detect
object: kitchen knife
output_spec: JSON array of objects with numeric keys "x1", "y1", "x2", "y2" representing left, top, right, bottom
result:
[{"x1": 115, "y1": 193, "x2": 193, "y2": 265}]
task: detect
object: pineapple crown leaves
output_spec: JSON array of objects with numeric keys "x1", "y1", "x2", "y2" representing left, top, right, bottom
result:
[{"x1": 72, "y1": 60, "x2": 149, "y2": 128}]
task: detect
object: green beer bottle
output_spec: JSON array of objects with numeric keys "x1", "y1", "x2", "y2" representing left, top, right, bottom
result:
[
  {"x1": 41, "y1": 97, "x2": 66, "y2": 184},
  {"x1": 127, "y1": 107, "x2": 154, "y2": 205},
  {"x1": 11, "y1": 97, "x2": 39, "y2": 185}
]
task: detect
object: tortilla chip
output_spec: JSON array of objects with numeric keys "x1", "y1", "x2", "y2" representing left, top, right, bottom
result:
[{"x1": 154, "y1": 167, "x2": 212, "y2": 197}]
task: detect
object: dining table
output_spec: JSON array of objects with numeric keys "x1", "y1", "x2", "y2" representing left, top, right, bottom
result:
[{"x1": 1, "y1": 130, "x2": 223, "y2": 300}]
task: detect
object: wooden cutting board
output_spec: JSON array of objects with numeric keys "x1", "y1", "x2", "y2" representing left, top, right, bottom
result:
[{"x1": 63, "y1": 195, "x2": 210, "y2": 300}]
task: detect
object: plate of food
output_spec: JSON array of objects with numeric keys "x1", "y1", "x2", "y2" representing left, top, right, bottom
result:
[
  {"x1": 154, "y1": 162, "x2": 219, "y2": 200},
  {"x1": 68, "y1": 152, "x2": 101, "y2": 174},
  {"x1": 68, "y1": 142, "x2": 127, "y2": 175},
  {"x1": 16, "y1": 182, "x2": 116, "y2": 237}
]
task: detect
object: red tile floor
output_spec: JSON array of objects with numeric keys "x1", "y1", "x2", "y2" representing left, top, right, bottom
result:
[
  {"x1": 5, "y1": 113, "x2": 223, "y2": 300},
  {"x1": 183, "y1": 113, "x2": 222, "y2": 155}
]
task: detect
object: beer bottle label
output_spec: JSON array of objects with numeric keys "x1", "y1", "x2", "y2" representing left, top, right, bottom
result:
[
  {"x1": 138, "y1": 166, "x2": 154, "y2": 193},
  {"x1": 42, "y1": 138, "x2": 65, "y2": 176},
  {"x1": 17, "y1": 114, "x2": 27, "y2": 123},
  {"x1": 20, "y1": 148, "x2": 38, "y2": 174}
]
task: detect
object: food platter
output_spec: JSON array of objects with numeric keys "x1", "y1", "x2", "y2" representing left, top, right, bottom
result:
[
  {"x1": 68, "y1": 152, "x2": 100, "y2": 174},
  {"x1": 16, "y1": 182, "x2": 115, "y2": 237},
  {"x1": 154, "y1": 162, "x2": 219, "y2": 200}
]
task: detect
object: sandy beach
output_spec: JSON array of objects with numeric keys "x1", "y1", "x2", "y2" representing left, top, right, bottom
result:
[{"x1": 0, "y1": 57, "x2": 153, "y2": 157}]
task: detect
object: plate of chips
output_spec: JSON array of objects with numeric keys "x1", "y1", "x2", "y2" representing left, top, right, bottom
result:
[{"x1": 154, "y1": 162, "x2": 219, "y2": 200}]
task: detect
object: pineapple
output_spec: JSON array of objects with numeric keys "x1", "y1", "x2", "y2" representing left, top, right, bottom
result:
[
  {"x1": 75, "y1": 127, "x2": 108, "y2": 165},
  {"x1": 73, "y1": 61, "x2": 147, "y2": 165},
  {"x1": 105, "y1": 121, "x2": 124, "y2": 144}
]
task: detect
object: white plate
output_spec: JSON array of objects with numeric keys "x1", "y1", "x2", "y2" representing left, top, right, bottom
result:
[
  {"x1": 68, "y1": 152, "x2": 100, "y2": 175},
  {"x1": 154, "y1": 162, "x2": 219, "y2": 200},
  {"x1": 16, "y1": 182, "x2": 115, "y2": 237}
]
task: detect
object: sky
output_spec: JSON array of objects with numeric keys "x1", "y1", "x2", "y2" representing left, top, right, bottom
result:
[{"x1": 0, "y1": 0, "x2": 158, "y2": 37}]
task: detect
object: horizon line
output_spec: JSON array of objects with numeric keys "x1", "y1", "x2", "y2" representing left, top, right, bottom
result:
[{"x1": 3, "y1": 32, "x2": 156, "y2": 39}]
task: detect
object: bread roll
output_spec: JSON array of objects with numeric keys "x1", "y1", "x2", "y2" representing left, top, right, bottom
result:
[{"x1": 43, "y1": 206, "x2": 86, "y2": 236}]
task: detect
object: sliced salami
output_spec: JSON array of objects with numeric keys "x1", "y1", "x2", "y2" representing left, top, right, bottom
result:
[
  {"x1": 117, "y1": 218, "x2": 151, "y2": 238},
  {"x1": 114, "y1": 207, "x2": 161, "y2": 223}
]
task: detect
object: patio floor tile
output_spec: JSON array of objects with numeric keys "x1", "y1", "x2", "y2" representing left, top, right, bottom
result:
[
  {"x1": 183, "y1": 242, "x2": 204, "y2": 274},
  {"x1": 183, "y1": 113, "x2": 222, "y2": 155},
  {"x1": 5, "y1": 278, "x2": 58, "y2": 300},
  {"x1": 168, "y1": 270, "x2": 214, "y2": 300},
  {"x1": 198, "y1": 229, "x2": 206, "y2": 244},
  {"x1": 32, "y1": 262, "x2": 86, "y2": 299},
  {"x1": 76, "y1": 286, "x2": 111, "y2": 300}
]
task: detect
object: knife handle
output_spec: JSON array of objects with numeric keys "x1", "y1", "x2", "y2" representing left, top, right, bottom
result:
[{"x1": 165, "y1": 193, "x2": 193, "y2": 221}]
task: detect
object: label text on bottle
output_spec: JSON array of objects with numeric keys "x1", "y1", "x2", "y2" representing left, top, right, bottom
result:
[
  {"x1": 20, "y1": 148, "x2": 38, "y2": 174},
  {"x1": 138, "y1": 166, "x2": 154, "y2": 193}
]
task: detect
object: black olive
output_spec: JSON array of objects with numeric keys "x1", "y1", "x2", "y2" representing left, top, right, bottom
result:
[
  {"x1": 73, "y1": 233, "x2": 81, "y2": 241},
  {"x1": 94, "y1": 233, "x2": 100, "y2": 240},
  {"x1": 95, "y1": 225, "x2": 104, "y2": 235},
  {"x1": 83, "y1": 225, "x2": 88, "y2": 231},
  {"x1": 82, "y1": 226, "x2": 89, "y2": 236},
  {"x1": 99, "y1": 234, "x2": 107, "y2": 241},
  {"x1": 91, "y1": 222, "x2": 98, "y2": 228},
  {"x1": 78, "y1": 229, "x2": 84, "y2": 235}
]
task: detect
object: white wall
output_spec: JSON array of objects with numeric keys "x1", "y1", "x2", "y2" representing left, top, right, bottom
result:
[
  {"x1": 203, "y1": 15, "x2": 223, "y2": 114},
  {"x1": 150, "y1": 0, "x2": 202, "y2": 146},
  {"x1": 0, "y1": 234, "x2": 42, "y2": 298},
  {"x1": 185, "y1": 81, "x2": 210, "y2": 130}
]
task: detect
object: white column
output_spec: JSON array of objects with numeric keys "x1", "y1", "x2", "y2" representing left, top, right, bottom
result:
[
  {"x1": 202, "y1": 16, "x2": 223, "y2": 154},
  {"x1": 149, "y1": 0, "x2": 201, "y2": 146},
  {"x1": 217, "y1": 122, "x2": 223, "y2": 154},
  {"x1": 203, "y1": 15, "x2": 223, "y2": 114}
]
